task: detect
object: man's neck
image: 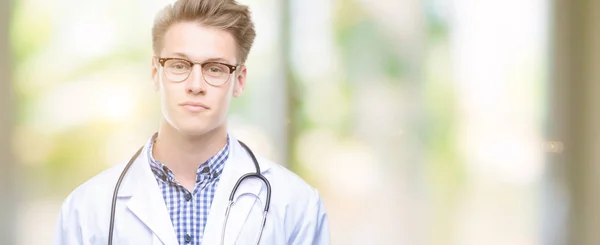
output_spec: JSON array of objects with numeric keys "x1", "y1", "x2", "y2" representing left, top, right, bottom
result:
[{"x1": 152, "y1": 121, "x2": 228, "y2": 189}]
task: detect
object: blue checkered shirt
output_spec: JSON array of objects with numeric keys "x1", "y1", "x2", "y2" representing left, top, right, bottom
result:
[{"x1": 147, "y1": 136, "x2": 230, "y2": 245}]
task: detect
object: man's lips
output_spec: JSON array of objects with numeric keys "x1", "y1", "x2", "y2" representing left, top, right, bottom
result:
[{"x1": 180, "y1": 101, "x2": 210, "y2": 112}]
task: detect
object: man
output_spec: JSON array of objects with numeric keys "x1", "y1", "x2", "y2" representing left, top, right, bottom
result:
[{"x1": 53, "y1": 0, "x2": 330, "y2": 244}]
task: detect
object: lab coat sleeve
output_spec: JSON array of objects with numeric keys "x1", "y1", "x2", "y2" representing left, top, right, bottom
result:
[
  {"x1": 53, "y1": 195, "x2": 84, "y2": 245},
  {"x1": 290, "y1": 189, "x2": 331, "y2": 245}
]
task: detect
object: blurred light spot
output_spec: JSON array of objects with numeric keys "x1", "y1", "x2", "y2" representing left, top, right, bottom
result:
[
  {"x1": 466, "y1": 137, "x2": 543, "y2": 185},
  {"x1": 290, "y1": 0, "x2": 336, "y2": 83},
  {"x1": 544, "y1": 140, "x2": 564, "y2": 154},
  {"x1": 453, "y1": 0, "x2": 547, "y2": 188},
  {"x1": 31, "y1": 79, "x2": 136, "y2": 133},
  {"x1": 101, "y1": 88, "x2": 135, "y2": 123},
  {"x1": 59, "y1": 14, "x2": 118, "y2": 59}
]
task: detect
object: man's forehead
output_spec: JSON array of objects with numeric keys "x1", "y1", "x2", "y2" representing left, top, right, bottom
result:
[{"x1": 161, "y1": 23, "x2": 238, "y2": 63}]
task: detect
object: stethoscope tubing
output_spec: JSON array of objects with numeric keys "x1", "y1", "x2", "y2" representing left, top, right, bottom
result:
[{"x1": 108, "y1": 140, "x2": 271, "y2": 245}]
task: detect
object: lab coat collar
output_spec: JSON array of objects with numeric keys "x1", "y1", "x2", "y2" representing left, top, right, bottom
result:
[
  {"x1": 116, "y1": 140, "x2": 179, "y2": 245},
  {"x1": 116, "y1": 132, "x2": 272, "y2": 245}
]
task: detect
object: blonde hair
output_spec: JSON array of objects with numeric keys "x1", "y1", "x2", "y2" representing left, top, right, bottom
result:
[{"x1": 152, "y1": 0, "x2": 256, "y2": 63}]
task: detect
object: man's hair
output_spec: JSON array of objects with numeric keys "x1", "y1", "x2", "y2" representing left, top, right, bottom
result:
[{"x1": 152, "y1": 0, "x2": 256, "y2": 64}]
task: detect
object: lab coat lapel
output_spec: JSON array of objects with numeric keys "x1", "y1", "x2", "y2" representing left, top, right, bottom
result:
[
  {"x1": 117, "y1": 145, "x2": 178, "y2": 245},
  {"x1": 202, "y1": 138, "x2": 270, "y2": 245}
]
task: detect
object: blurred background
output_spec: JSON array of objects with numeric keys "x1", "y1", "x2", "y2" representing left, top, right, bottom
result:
[{"x1": 1, "y1": 0, "x2": 599, "y2": 244}]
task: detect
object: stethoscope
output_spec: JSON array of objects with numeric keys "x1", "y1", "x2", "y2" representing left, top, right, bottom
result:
[{"x1": 108, "y1": 139, "x2": 272, "y2": 245}]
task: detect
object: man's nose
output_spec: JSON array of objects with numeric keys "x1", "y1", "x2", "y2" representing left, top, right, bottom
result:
[{"x1": 185, "y1": 65, "x2": 207, "y2": 94}]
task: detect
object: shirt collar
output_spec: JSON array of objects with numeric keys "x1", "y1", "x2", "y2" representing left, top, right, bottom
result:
[{"x1": 146, "y1": 133, "x2": 231, "y2": 184}]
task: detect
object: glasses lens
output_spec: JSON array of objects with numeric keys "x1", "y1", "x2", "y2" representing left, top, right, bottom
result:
[
  {"x1": 164, "y1": 59, "x2": 192, "y2": 82},
  {"x1": 202, "y1": 63, "x2": 231, "y2": 85}
]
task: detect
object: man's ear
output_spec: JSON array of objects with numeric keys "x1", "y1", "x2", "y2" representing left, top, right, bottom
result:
[
  {"x1": 151, "y1": 58, "x2": 159, "y2": 91},
  {"x1": 233, "y1": 65, "x2": 247, "y2": 97}
]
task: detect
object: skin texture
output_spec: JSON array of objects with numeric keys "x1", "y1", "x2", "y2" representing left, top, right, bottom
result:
[{"x1": 150, "y1": 22, "x2": 247, "y2": 191}]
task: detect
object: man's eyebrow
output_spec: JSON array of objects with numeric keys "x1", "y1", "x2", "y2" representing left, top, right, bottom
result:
[
  {"x1": 169, "y1": 52, "x2": 192, "y2": 60},
  {"x1": 203, "y1": 57, "x2": 235, "y2": 64}
]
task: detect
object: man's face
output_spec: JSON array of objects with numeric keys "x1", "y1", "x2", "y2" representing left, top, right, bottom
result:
[{"x1": 152, "y1": 22, "x2": 246, "y2": 136}]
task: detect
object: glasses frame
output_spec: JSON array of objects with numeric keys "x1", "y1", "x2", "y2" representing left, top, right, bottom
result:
[{"x1": 156, "y1": 57, "x2": 239, "y2": 86}]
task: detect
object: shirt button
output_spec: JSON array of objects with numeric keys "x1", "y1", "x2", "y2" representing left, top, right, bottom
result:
[
  {"x1": 185, "y1": 193, "x2": 192, "y2": 201},
  {"x1": 184, "y1": 234, "x2": 191, "y2": 243},
  {"x1": 201, "y1": 167, "x2": 210, "y2": 174}
]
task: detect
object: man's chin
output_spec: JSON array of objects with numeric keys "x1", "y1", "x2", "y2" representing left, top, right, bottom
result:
[
  {"x1": 177, "y1": 122, "x2": 222, "y2": 137},
  {"x1": 178, "y1": 127, "x2": 211, "y2": 137}
]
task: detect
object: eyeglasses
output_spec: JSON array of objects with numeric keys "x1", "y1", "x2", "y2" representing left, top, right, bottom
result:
[{"x1": 156, "y1": 57, "x2": 239, "y2": 86}]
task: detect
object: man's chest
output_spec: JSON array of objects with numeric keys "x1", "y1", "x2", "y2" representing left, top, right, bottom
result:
[{"x1": 158, "y1": 177, "x2": 221, "y2": 244}]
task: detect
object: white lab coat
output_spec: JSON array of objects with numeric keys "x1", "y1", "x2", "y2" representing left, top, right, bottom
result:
[{"x1": 53, "y1": 135, "x2": 330, "y2": 245}]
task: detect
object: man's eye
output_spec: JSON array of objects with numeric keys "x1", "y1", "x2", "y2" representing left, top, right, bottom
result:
[
  {"x1": 209, "y1": 67, "x2": 223, "y2": 73},
  {"x1": 171, "y1": 63, "x2": 187, "y2": 69}
]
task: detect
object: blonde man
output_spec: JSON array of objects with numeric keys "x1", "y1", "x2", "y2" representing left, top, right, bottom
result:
[{"x1": 53, "y1": 0, "x2": 330, "y2": 244}]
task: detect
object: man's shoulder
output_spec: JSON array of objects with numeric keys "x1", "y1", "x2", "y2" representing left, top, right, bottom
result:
[
  {"x1": 256, "y1": 156, "x2": 329, "y2": 236},
  {"x1": 258, "y1": 156, "x2": 322, "y2": 205},
  {"x1": 61, "y1": 161, "x2": 129, "y2": 207}
]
